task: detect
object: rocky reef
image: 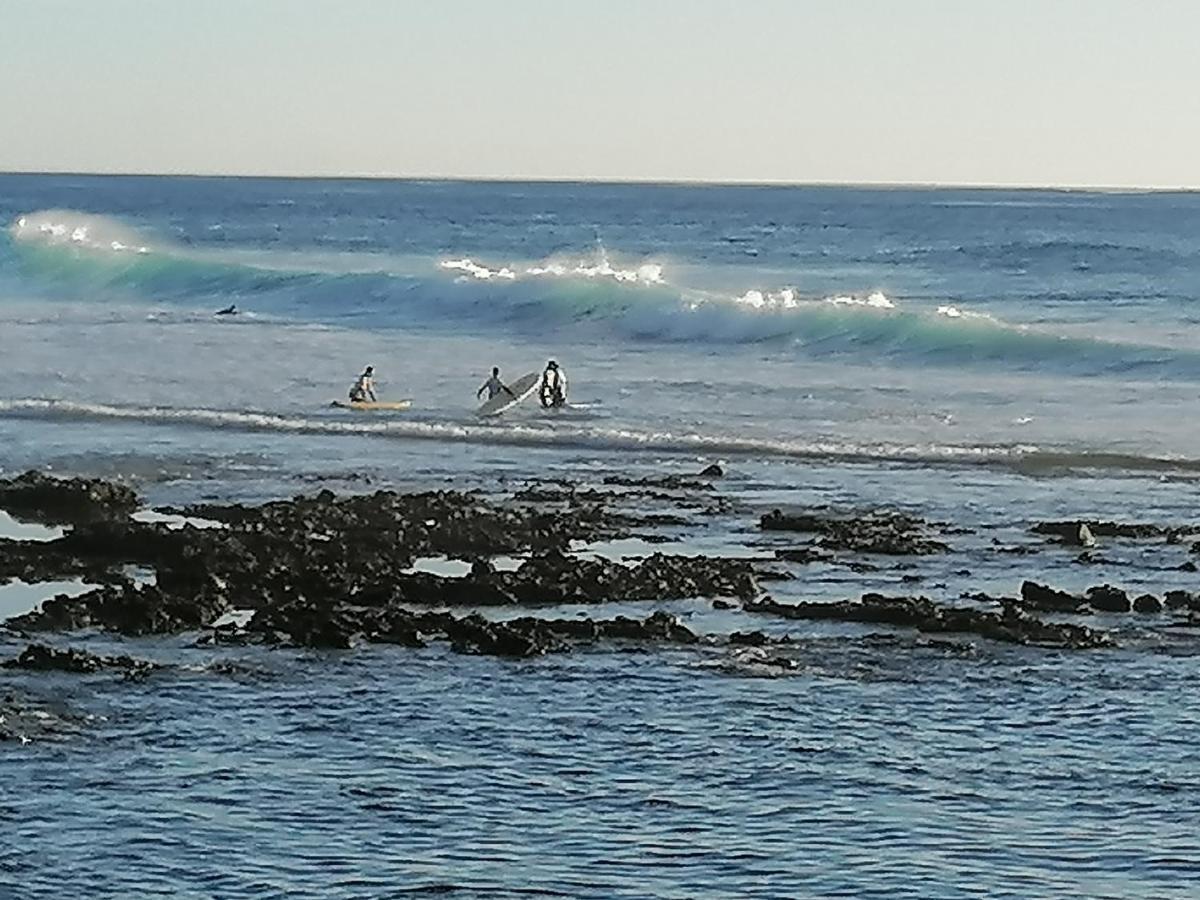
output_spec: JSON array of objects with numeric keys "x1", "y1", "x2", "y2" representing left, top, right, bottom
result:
[{"x1": 4, "y1": 470, "x2": 1199, "y2": 670}]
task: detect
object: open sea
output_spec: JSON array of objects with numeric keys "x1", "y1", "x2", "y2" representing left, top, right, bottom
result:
[{"x1": 2, "y1": 175, "x2": 1199, "y2": 898}]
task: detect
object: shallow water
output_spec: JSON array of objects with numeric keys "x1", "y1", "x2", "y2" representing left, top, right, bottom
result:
[
  {"x1": 0, "y1": 578, "x2": 95, "y2": 621},
  {"x1": 3, "y1": 632, "x2": 1198, "y2": 898}
]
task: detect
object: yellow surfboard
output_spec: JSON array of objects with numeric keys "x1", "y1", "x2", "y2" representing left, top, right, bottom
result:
[{"x1": 330, "y1": 399, "x2": 413, "y2": 411}]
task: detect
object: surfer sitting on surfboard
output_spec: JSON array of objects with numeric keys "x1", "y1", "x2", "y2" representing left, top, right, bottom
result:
[
  {"x1": 539, "y1": 360, "x2": 568, "y2": 409},
  {"x1": 349, "y1": 366, "x2": 378, "y2": 403},
  {"x1": 477, "y1": 367, "x2": 516, "y2": 401}
]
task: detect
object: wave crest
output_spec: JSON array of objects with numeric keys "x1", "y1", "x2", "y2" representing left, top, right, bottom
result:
[
  {"x1": 8, "y1": 212, "x2": 1200, "y2": 379},
  {"x1": 440, "y1": 249, "x2": 665, "y2": 286},
  {"x1": 11, "y1": 210, "x2": 152, "y2": 254}
]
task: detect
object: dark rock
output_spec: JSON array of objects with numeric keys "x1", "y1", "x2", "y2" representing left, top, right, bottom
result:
[
  {"x1": 0, "y1": 471, "x2": 139, "y2": 525},
  {"x1": 601, "y1": 474, "x2": 714, "y2": 491},
  {"x1": 728, "y1": 630, "x2": 770, "y2": 646},
  {"x1": 744, "y1": 593, "x2": 1112, "y2": 649},
  {"x1": 761, "y1": 508, "x2": 948, "y2": 556},
  {"x1": 697, "y1": 463, "x2": 724, "y2": 478},
  {"x1": 443, "y1": 613, "x2": 557, "y2": 657},
  {"x1": 1132, "y1": 594, "x2": 1163, "y2": 614},
  {"x1": 469, "y1": 558, "x2": 497, "y2": 580},
  {"x1": 775, "y1": 547, "x2": 833, "y2": 564},
  {"x1": 753, "y1": 567, "x2": 795, "y2": 582},
  {"x1": 1020, "y1": 580, "x2": 1085, "y2": 613},
  {"x1": 2, "y1": 643, "x2": 158, "y2": 677},
  {"x1": 712, "y1": 598, "x2": 737, "y2": 610},
  {"x1": 1164, "y1": 590, "x2": 1199, "y2": 611},
  {"x1": 1086, "y1": 584, "x2": 1131, "y2": 614},
  {"x1": 7, "y1": 582, "x2": 230, "y2": 635},
  {"x1": 1034, "y1": 520, "x2": 1173, "y2": 542}
]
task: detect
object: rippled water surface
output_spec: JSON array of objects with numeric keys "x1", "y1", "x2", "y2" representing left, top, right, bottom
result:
[
  {"x1": 4, "y1": 176, "x2": 1200, "y2": 897},
  {"x1": 4, "y1": 634, "x2": 1199, "y2": 899}
]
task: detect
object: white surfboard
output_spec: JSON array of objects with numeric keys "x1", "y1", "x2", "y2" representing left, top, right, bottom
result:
[{"x1": 477, "y1": 372, "x2": 539, "y2": 417}]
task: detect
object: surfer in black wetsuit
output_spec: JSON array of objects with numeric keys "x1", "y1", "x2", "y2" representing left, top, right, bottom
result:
[
  {"x1": 215, "y1": 304, "x2": 237, "y2": 316},
  {"x1": 349, "y1": 366, "x2": 377, "y2": 402},
  {"x1": 539, "y1": 360, "x2": 567, "y2": 409},
  {"x1": 477, "y1": 367, "x2": 516, "y2": 401}
]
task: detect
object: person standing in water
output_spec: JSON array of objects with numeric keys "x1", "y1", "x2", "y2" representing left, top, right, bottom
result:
[
  {"x1": 349, "y1": 366, "x2": 377, "y2": 403},
  {"x1": 477, "y1": 367, "x2": 516, "y2": 401},
  {"x1": 539, "y1": 360, "x2": 568, "y2": 408}
]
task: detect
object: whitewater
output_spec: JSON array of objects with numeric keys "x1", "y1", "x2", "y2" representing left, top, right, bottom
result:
[{"x1": 3, "y1": 178, "x2": 1200, "y2": 491}]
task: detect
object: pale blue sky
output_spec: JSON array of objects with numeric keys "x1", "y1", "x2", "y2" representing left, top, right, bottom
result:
[{"x1": 1, "y1": 0, "x2": 1197, "y2": 187}]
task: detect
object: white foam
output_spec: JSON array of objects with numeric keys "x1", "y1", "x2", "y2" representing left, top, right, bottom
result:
[
  {"x1": 0, "y1": 397, "x2": 1038, "y2": 470},
  {"x1": 440, "y1": 258, "x2": 517, "y2": 280},
  {"x1": 11, "y1": 210, "x2": 151, "y2": 254},
  {"x1": 937, "y1": 304, "x2": 997, "y2": 323},
  {"x1": 440, "y1": 250, "x2": 665, "y2": 287},
  {"x1": 730, "y1": 289, "x2": 895, "y2": 314},
  {"x1": 828, "y1": 291, "x2": 896, "y2": 310}
]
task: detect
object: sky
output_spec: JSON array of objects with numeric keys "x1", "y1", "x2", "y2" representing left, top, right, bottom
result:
[{"x1": 1, "y1": 0, "x2": 1198, "y2": 188}]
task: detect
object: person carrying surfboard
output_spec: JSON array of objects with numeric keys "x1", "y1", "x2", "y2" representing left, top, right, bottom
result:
[
  {"x1": 349, "y1": 366, "x2": 378, "y2": 403},
  {"x1": 539, "y1": 360, "x2": 568, "y2": 409},
  {"x1": 477, "y1": 367, "x2": 516, "y2": 401}
]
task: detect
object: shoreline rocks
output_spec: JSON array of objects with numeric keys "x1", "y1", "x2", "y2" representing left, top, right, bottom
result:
[
  {"x1": 0, "y1": 471, "x2": 139, "y2": 526},
  {"x1": 2, "y1": 643, "x2": 159, "y2": 677},
  {"x1": 761, "y1": 508, "x2": 950, "y2": 556},
  {"x1": 3, "y1": 472, "x2": 1195, "y2": 666},
  {"x1": 744, "y1": 594, "x2": 1113, "y2": 649}
]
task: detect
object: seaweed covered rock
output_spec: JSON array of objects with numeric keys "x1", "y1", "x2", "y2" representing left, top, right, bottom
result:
[
  {"x1": 1020, "y1": 580, "x2": 1086, "y2": 613},
  {"x1": 1033, "y1": 520, "x2": 1176, "y2": 542},
  {"x1": 761, "y1": 508, "x2": 948, "y2": 556},
  {"x1": 1086, "y1": 584, "x2": 1131, "y2": 614},
  {"x1": 1132, "y1": 594, "x2": 1163, "y2": 614},
  {"x1": 236, "y1": 602, "x2": 699, "y2": 656},
  {"x1": 744, "y1": 594, "x2": 1112, "y2": 649},
  {"x1": 2, "y1": 643, "x2": 158, "y2": 676},
  {"x1": 0, "y1": 471, "x2": 139, "y2": 525},
  {"x1": 6, "y1": 582, "x2": 230, "y2": 635},
  {"x1": 1164, "y1": 590, "x2": 1200, "y2": 611}
]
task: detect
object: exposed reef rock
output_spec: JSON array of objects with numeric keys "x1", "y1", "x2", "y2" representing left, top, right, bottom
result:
[
  {"x1": 5, "y1": 474, "x2": 1193, "y2": 668},
  {"x1": 761, "y1": 509, "x2": 949, "y2": 556},
  {"x1": 2, "y1": 643, "x2": 158, "y2": 677},
  {"x1": 1033, "y1": 520, "x2": 1190, "y2": 543},
  {"x1": 0, "y1": 471, "x2": 139, "y2": 525},
  {"x1": 744, "y1": 594, "x2": 1112, "y2": 649}
]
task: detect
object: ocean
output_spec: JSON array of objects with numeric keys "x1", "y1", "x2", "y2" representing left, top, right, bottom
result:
[{"x1": 2, "y1": 175, "x2": 1199, "y2": 897}]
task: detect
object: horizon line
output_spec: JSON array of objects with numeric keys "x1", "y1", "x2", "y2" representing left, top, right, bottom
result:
[{"x1": 0, "y1": 168, "x2": 1196, "y2": 194}]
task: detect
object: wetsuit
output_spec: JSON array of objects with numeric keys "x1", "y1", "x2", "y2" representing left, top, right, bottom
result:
[
  {"x1": 349, "y1": 373, "x2": 377, "y2": 402},
  {"x1": 539, "y1": 367, "x2": 567, "y2": 408}
]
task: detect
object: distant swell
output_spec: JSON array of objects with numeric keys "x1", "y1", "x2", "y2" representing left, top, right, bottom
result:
[
  {"x1": 8, "y1": 210, "x2": 1200, "y2": 379},
  {"x1": 4, "y1": 398, "x2": 1200, "y2": 477}
]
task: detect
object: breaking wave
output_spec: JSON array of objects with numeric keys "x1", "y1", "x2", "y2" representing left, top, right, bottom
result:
[
  {"x1": 4, "y1": 398, "x2": 1200, "y2": 478},
  {"x1": 8, "y1": 210, "x2": 1200, "y2": 378}
]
